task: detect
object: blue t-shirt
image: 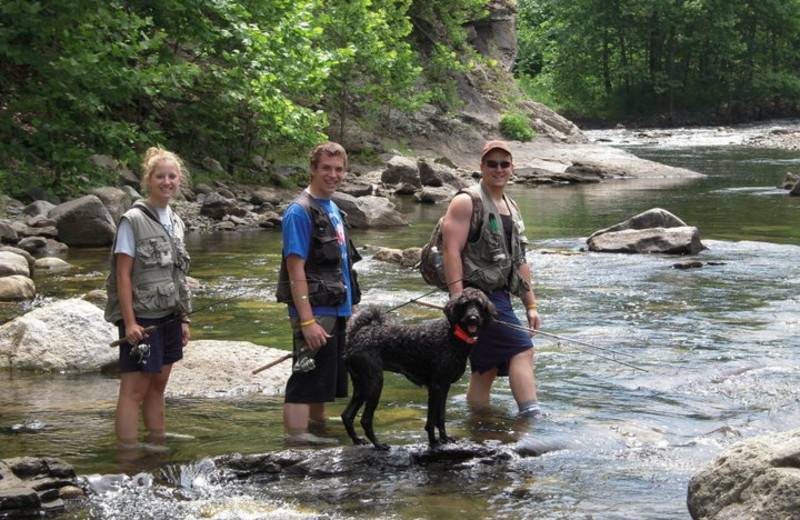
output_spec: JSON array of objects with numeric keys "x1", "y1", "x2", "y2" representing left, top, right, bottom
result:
[{"x1": 281, "y1": 195, "x2": 353, "y2": 317}]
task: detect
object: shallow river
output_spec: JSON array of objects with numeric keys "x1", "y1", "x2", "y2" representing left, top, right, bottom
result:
[{"x1": 2, "y1": 121, "x2": 800, "y2": 519}]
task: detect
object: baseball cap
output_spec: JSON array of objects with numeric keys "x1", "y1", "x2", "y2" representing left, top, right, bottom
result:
[{"x1": 480, "y1": 140, "x2": 513, "y2": 161}]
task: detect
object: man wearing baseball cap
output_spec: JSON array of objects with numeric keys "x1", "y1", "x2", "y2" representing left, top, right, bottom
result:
[{"x1": 441, "y1": 140, "x2": 542, "y2": 418}]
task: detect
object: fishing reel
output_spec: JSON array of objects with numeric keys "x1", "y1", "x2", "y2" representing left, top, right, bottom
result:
[
  {"x1": 131, "y1": 342, "x2": 151, "y2": 365},
  {"x1": 292, "y1": 350, "x2": 316, "y2": 374}
]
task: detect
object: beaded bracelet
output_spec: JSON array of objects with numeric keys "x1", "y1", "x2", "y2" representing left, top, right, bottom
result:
[{"x1": 300, "y1": 318, "x2": 316, "y2": 327}]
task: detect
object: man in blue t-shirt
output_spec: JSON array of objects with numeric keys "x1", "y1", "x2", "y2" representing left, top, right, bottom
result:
[{"x1": 279, "y1": 141, "x2": 360, "y2": 443}]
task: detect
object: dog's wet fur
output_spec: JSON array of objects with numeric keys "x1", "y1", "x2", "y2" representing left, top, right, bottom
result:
[{"x1": 342, "y1": 288, "x2": 496, "y2": 450}]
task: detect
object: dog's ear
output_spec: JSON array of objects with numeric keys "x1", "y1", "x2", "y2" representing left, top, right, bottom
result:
[
  {"x1": 480, "y1": 293, "x2": 496, "y2": 321},
  {"x1": 443, "y1": 292, "x2": 459, "y2": 323}
]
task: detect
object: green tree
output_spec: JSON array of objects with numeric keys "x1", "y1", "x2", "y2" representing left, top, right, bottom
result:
[
  {"x1": 315, "y1": 0, "x2": 424, "y2": 143},
  {"x1": 517, "y1": 0, "x2": 800, "y2": 121}
]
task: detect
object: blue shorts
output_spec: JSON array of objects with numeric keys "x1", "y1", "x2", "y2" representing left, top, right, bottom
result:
[
  {"x1": 117, "y1": 315, "x2": 184, "y2": 374},
  {"x1": 469, "y1": 290, "x2": 533, "y2": 376}
]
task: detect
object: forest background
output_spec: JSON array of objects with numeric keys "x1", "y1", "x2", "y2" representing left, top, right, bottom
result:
[{"x1": 3, "y1": 0, "x2": 800, "y2": 201}]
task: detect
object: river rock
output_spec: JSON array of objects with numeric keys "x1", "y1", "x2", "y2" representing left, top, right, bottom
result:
[
  {"x1": 0, "y1": 275, "x2": 35, "y2": 301},
  {"x1": 0, "y1": 457, "x2": 76, "y2": 519},
  {"x1": 15, "y1": 236, "x2": 67, "y2": 259},
  {"x1": 687, "y1": 429, "x2": 800, "y2": 520},
  {"x1": 418, "y1": 158, "x2": 469, "y2": 188},
  {"x1": 414, "y1": 186, "x2": 455, "y2": 204},
  {"x1": 0, "y1": 220, "x2": 19, "y2": 244},
  {"x1": 48, "y1": 195, "x2": 116, "y2": 247},
  {"x1": 332, "y1": 193, "x2": 408, "y2": 228},
  {"x1": 0, "y1": 246, "x2": 35, "y2": 273},
  {"x1": 0, "y1": 250, "x2": 30, "y2": 277},
  {"x1": 91, "y1": 186, "x2": 133, "y2": 224},
  {"x1": 22, "y1": 200, "x2": 56, "y2": 218},
  {"x1": 381, "y1": 156, "x2": 421, "y2": 187},
  {"x1": 0, "y1": 298, "x2": 117, "y2": 372},
  {"x1": 587, "y1": 208, "x2": 706, "y2": 254},
  {"x1": 34, "y1": 257, "x2": 72, "y2": 271},
  {"x1": 167, "y1": 340, "x2": 292, "y2": 398},
  {"x1": 587, "y1": 226, "x2": 705, "y2": 255},
  {"x1": 791, "y1": 182, "x2": 800, "y2": 197}
]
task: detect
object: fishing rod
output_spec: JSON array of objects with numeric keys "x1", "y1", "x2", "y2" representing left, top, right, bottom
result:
[
  {"x1": 412, "y1": 299, "x2": 649, "y2": 373},
  {"x1": 386, "y1": 256, "x2": 519, "y2": 314},
  {"x1": 108, "y1": 283, "x2": 269, "y2": 347}
]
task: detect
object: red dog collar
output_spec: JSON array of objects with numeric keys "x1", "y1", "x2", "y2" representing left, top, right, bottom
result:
[{"x1": 453, "y1": 324, "x2": 477, "y2": 344}]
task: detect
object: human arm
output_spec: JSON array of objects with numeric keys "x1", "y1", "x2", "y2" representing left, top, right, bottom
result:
[
  {"x1": 441, "y1": 193, "x2": 473, "y2": 297},
  {"x1": 115, "y1": 253, "x2": 149, "y2": 345},
  {"x1": 518, "y1": 262, "x2": 540, "y2": 333},
  {"x1": 286, "y1": 254, "x2": 331, "y2": 350}
]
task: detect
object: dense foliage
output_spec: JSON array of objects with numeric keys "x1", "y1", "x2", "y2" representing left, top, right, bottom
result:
[
  {"x1": 0, "y1": 0, "x2": 485, "y2": 199},
  {"x1": 517, "y1": 0, "x2": 800, "y2": 122}
]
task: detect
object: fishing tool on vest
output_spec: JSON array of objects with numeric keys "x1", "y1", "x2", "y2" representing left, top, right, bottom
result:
[{"x1": 412, "y1": 299, "x2": 649, "y2": 373}]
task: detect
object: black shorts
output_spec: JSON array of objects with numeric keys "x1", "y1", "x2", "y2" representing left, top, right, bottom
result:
[
  {"x1": 469, "y1": 290, "x2": 533, "y2": 376},
  {"x1": 117, "y1": 315, "x2": 184, "y2": 374},
  {"x1": 284, "y1": 316, "x2": 348, "y2": 404}
]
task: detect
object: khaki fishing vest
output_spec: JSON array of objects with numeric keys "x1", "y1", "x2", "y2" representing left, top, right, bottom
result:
[
  {"x1": 104, "y1": 201, "x2": 192, "y2": 323},
  {"x1": 460, "y1": 184, "x2": 531, "y2": 298}
]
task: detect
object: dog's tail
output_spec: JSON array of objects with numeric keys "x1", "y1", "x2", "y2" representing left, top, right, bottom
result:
[{"x1": 346, "y1": 306, "x2": 386, "y2": 338}]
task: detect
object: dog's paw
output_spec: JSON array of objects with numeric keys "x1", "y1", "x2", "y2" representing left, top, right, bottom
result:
[
  {"x1": 372, "y1": 442, "x2": 391, "y2": 451},
  {"x1": 352, "y1": 437, "x2": 369, "y2": 446}
]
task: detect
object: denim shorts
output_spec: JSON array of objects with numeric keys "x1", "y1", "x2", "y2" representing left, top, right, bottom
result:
[
  {"x1": 117, "y1": 315, "x2": 184, "y2": 374},
  {"x1": 469, "y1": 290, "x2": 534, "y2": 376}
]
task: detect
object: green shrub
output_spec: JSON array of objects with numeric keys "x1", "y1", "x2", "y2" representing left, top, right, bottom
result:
[{"x1": 499, "y1": 113, "x2": 535, "y2": 141}]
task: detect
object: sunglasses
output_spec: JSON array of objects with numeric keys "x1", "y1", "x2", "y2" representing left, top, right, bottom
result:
[{"x1": 484, "y1": 160, "x2": 512, "y2": 169}]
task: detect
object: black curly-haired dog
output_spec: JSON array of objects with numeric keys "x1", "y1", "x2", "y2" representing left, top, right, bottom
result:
[{"x1": 341, "y1": 287, "x2": 496, "y2": 450}]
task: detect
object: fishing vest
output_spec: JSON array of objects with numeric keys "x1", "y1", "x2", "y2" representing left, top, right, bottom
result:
[
  {"x1": 460, "y1": 184, "x2": 531, "y2": 298},
  {"x1": 104, "y1": 201, "x2": 192, "y2": 323},
  {"x1": 275, "y1": 191, "x2": 362, "y2": 307}
]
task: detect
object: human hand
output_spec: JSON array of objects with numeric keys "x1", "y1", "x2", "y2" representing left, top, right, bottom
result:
[
  {"x1": 125, "y1": 323, "x2": 148, "y2": 345},
  {"x1": 526, "y1": 308, "x2": 540, "y2": 335},
  {"x1": 181, "y1": 322, "x2": 190, "y2": 346},
  {"x1": 301, "y1": 321, "x2": 331, "y2": 351}
]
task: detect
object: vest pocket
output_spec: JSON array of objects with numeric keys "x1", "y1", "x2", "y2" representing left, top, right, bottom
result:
[
  {"x1": 134, "y1": 280, "x2": 179, "y2": 313},
  {"x1": 307, "y1": 278, "x2": 347, "y2": 307},
  {"x1": 138, "y1": 237, "x2": 174, "y2": 268},
  {"x1": 314, "y1": 235, "x2": 342, "y2": 264}
]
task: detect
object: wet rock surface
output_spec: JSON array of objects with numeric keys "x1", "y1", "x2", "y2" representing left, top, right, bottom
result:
[{"x1": 0, "y1": 457, "x2": 78, "y2": 518}]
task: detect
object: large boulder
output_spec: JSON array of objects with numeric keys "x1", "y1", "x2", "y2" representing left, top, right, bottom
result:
[
  {"x1": 332, "y1": 193, "x2": 408, "y2": 228},
  {"x1": 168, "y1": 340, "x2": 292, "y2": 398},
  {"x1": 687, "y1": 429, "x2": 800, "y2": 520},
  {"x1": 0, "y1": 220, "x2": 19, "y2": 244},
  {"x1": 0, "y1": 251, "x2": 30, "y2": 277},
  {"x1": 587, "y1": 208, "x2": 706, "y2": 254},
  {"x1": 0, "y1": 298, "x2": 117, "y2": 372},
  {"x1": 381, "y1": 156, "x2": 421, "y2": 187},
  {"x1": 0, "y1": 275, "x2": 35, "y2": 301},
  {"x1": 48, "y1": 195, "x2": 116, "y2": 247},
  {"x1": 91, "y1": 186, "x2": 133, "y2": 224}
]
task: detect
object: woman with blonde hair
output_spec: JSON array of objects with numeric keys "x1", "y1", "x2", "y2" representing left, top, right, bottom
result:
[{"x1": 105, "y1": 147, "x2": 192, "y2": 449}]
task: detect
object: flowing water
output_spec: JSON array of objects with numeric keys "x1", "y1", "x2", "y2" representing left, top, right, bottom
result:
[{"x1": 2, "y1": 121, "x2": 800, "y2": 519}]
